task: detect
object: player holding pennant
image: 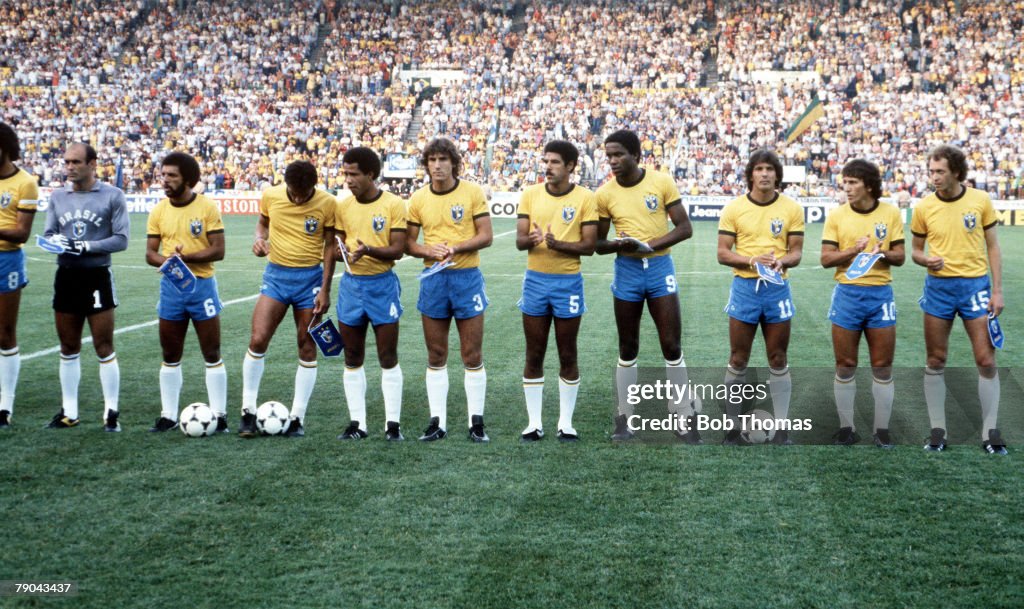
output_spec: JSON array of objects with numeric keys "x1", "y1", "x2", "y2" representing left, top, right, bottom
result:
[
  {"x1": 238, "y1": 160, "x2": 336, "y2": 438},
  {"x1": 911, "y1": 145, "x2": 1006, "y2": 454},
  {"x1": 145, "y1": 152, "x2": 227, "y2": 433},
  {"x1": 821, "y1": 159, "x2": 905, "y2": 447}
]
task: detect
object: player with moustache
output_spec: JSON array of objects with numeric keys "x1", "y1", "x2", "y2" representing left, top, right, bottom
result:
[{"x1": 515, "y1": 140, "x2": 598, "y2": 442}]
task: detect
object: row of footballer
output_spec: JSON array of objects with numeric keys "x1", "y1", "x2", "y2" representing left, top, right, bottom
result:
[{"x1": 0, "y1": 124, "x2": 1008, "y2": 453}]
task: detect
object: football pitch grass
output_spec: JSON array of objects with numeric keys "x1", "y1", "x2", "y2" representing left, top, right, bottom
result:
[{"x1": 2, "y1": 215, "x2": 1022, "y2": 608}]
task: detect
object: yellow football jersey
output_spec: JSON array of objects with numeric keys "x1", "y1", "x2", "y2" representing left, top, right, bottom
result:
[
  {"x1": 910, "y1": 187, "x2": 997, "y2": 278},
  {"x1": 718, "y1": 193, "x2": 805, "y2": 279},
  {"x1": 335, "y1": 190, "x2": 407, "y2": 276},
  {"x1": 146, "y1": 194, "x2": 225, "y2": 278},
  {"x1": 517, "y1": 183, "x2": 598, "y2": 274},
  {"x1": 407, "y1": 179, "x2": 488, "y2": 269},
  {"x1": 595, "y1": 169, "x2": 682, "y2": 259},
  {"x1": 0, "y1": 167, "x2": 39, "y2": 251},
  {"x1": 822, "y1": 201, "x2": 905, "y2": 285},
  {"x1": 259, "y1": 185, "x2": 336, "y2": 268}
]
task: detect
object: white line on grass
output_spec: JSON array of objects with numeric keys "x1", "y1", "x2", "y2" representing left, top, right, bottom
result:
[{"x1": 22, "y1": 228, "x2": 519, "y2": 362}]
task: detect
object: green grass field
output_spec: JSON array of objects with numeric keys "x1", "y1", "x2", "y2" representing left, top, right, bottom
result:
[{"x1": 2, "y1": 215, "x2": 1022, "y2": 608}]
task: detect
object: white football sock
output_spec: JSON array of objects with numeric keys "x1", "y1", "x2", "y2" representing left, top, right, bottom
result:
[
  {"x1": 769, "y1": 367, "x2": 792, "y2": 420},
  {"x1": 557, "y1": 376, "x2": 580, "y2": 434},
  {"x1": 979, "y1": 372, "x2": 1000, "y2": 441},
  {"x1": 924, "y1": 367, "x2": 946, "y2": 430},
  {"x1": 616, "y1": 358, "x2": 638, "y2": 417},
  {"x1": 833, "y1": 374, "x2": 856, "y2": 430},
  {"x1": 291, "y1": 360, "x2": 317, "y2": 422},
  {"x1": 98, "y1": 352, "x2": 119, "y2": 414},
  {"x1": 381, "y1": 364, "x2": 403, "y2": 423},
  {"x1": 465, "y1": 365, "x2": 486, "y2": 421},
  {"x1": 425, "y1": 366, "x2": 449, "y2": 430},
  {"x1": 241, "y1": 349, "x2": 265, "y2": 415},
  {"x1": 0, "y1": 346, "x2": 20, "y2": 413},
  {"x1": 343, "y1": 366, "x2": 367, "y2": 431},
  {"x1": 60, "y1": 352, "x2": 81, "y2": 419},
  {"x1": 723, "y1": 365, "x2": 747, "y2": 420},
  {"x1": 159, "y1": 362, "x2": 182, "y2": 421},
  {"x1": 205, "y1": 360, "x2": 227, "y2": 416},
  {"x1": 871, "y1": 375, "x2": 894, "y2": 432},
  {"x1": 523, "y1": 376, "x2": 544, "y2": 432},
  {"x1": 665, "y1": 356, "x2": 693, "y2": 416}
]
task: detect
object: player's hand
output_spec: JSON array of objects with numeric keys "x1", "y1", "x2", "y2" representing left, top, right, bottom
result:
[
  {"x1": 529, "y1": 222, "x2": 544, "y2": 247},
  {"x1": 48, "y1": 234, "x2": 71, "y2": 250},
  {"x1": 988, "y1": 291, "x2": 1004, "y2": 317},
  {"x1": 925, "y1": 255, "x2": 944, "y2": 271},
  {"x1": 869, "y1": 242, "x2": 882, "y2": 255},
  {"x1": 854, "y1": 236, "x2": 870, "y2": 252},
  {"x1": 253, "y1": 237, "x2": 270, "y2": 257},
  {"x1": 173, "y1": 244, "x2": 186, "y2": 261},
  {"x1": 543, "y1": 224, "x2": 558, "y2": 250},
  {"x1": 349, "y1": 240, "x2": 370, "y2": 264},
  {"x1": 72, "y1": 240, "x2": 90, "y2": 253},
  {"x1": 428, "y1": 242, "x2": 453, "y2": 262},
  {"x1": 617, "y1": 231, "x2": 639, "y2": 252},
  {"x1": 312, "y1": 288, "x2": 330, "y2": 317}
]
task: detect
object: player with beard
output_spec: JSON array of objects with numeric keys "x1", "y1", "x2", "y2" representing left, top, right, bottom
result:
[{"x1": 144, "y1": 152, "x2": 227, "y2": 433}]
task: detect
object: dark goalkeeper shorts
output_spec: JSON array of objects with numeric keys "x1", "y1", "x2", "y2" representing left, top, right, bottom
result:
[{"x1": 53, "y1": 266, "x2": 118, "y2": 315}]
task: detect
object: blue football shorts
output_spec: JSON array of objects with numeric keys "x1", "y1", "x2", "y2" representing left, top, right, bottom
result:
[
  {"x1": 260, "y1": 262, "x2": 322, "y2": 309},
  {"x1": 919, "y1": 275, "x2": 991, "y2": 321},
  {"x1": 610, "y1": 254, "x2": 678, "y2": 302},
  {"x1": 0, "y1": 249, "x2": 27, "y2": 293},
  {"x1": 828, "y1": 283, "x2": 896, "y2": 331},
  {"x1": 417, "y1": 267, "x2": 488, "y2": 320},
  {"x1": 158, "y1": 275, "x2": 223, "y2": 321},
  {"x1": 518, "y1": 270, "x2": 585, "y2": 319},
  {"x1": 336, "y1": 270, "x2": 403, "y2": 327},
  {"x1": 724, "y1": 276, "x2": 795, "y2": 325}
]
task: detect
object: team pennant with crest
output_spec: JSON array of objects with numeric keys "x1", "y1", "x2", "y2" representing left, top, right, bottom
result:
[
  {"x1": 418, "y1": 260, "x2": 454, "y2": 281},
  {"x1": 754, "y1": 261, "x2": 785, "y2": 285},
  {"x1": 36, "y1": 234, "x2": 68, "y2": 254},
  {"x1": 158, "y1": 255, "x2": 197, "y2": 293},
  {"x1": 988, "y1": 313, "x2": 1005, "y2": 350},
  {"x1": 308, "y1": 317, "x2": 344, "y2": 358},
  {"x1": 844, "y1": 252, "x2": 884, "y2": 281}
]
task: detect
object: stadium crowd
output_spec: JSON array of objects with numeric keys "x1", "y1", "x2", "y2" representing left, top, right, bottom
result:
[{"x1": 1, "y1": 0, "x2": 1023, "y2": 199}]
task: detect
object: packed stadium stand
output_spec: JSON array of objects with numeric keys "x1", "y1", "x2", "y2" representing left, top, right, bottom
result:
[{"x1": 1, "y1": 0, "x2": 1022, "y2": 198}]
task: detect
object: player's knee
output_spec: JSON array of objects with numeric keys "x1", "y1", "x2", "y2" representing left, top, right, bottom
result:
[
  {"x1": 248, "y1": 333, "x2": 272, "y2": 353},
  {"x1": 834, "y1": 356, "x2": 857, "y2": 370},
  {"x1": 298, "y1": 343, "x2": 318, "y2": 362},
  {"x1": 975, "y1": 354, "x2": 996, "y2": 370},
  {"x1": 618, "y1": 340, "x2": 639, "y2": 362},
  {"x1": 659, "y1": 341, "x2": 681, "y2": 362},
  {"x1": 871, "y1": 366, "x2": 893, "y2": 382},
  {"x1": 202, "y1": 349, "x2": 221, "y2": 364},
  {"x1": 93, "y1": 341, "x2": 115, "y2": 359},
  {"x1": 344, "y1": 351, "x2": 365, "y2": 368},
  {"x1": 767, "y1": 352, "x2": 788, "y2": 369},
  {"x1": 379, "y1": 352, "x2": 399, "y2": 369},
  {"x1": 926, "y1": 354, "x2": 946, "y2": 370}
]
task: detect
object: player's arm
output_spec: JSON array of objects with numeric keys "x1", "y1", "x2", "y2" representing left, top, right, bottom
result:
[
  {"x1": 314, "y1": 226, "x2": 335, "y2": 316},
  {"x1": 879, "y1": 241, "x2": 905, "y2": 267},
  {"x1": 453, "y1": 214, "x2": 493, "y2": 255},
  {"x1": 547, "y1": 222, "x2": 597, "y2": 256},
  {"x1": 911, "y1": 234, "x2": 943, "y2": 270},
  {"x1": 716, "y1": 232, "x2": 748, "y2": 269},
  {"x1": 354, "y1": 229, "x2": 406, "y2": 262},
  {"x1": 404, "y1": 223, "x2": 448, "y2": 261},
  {"x1": 820, "y1": 237, "x2": 868, "y2": 268},
  {"x1": 595, "y1": 217, "x2": 635, "y2": 254},
  {"x1": 647, "y1": 201, "x2": 692, "y2": 251},
  {"x1": 179, "y1": 231, "x2": 225, "y2": 264},
  {"x1": 253, "y1": 214, "x2": 270, "y2": 257},
  {"x1": 0, "y1": 209, "x2": 33, "y2": 244},
  {"x1": 145, "y1": 235, "x2": 165, "y2": 267},
  {"x1": 778, "y1": 233, "x2": 803, "y2": 270},
  {"x1": 516, "y1": 216, "x2": 541, "y2": 251},
  {"x1": 985, "y1": 226, "x2": 1003, "y2": 316},
  {"x1": 84, "y1": 191, "x2": 131, "y2": 254}
]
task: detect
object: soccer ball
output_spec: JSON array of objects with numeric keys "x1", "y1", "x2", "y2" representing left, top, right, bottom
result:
[
  {"x1": 256, "y1": 401, "x2": 290, "y2": 436},
  {"x1": 179, "y1": 403, "x2": 217, "y2": 437},
  {"x1": 741, "y1": 409, "x2": 777, "y2": 445}
]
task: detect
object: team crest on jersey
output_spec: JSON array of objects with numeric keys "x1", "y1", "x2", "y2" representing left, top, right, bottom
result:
[
  {"x1": 874, "y1": 223, "x2": 888, "y2": 240},
  {"x1": 72, "y1": 220, "x2": 87, "y2": 239},
  {"x1": 371, "y1": 214, "x2": 386, "y2": 234},
  {"x1": 189, "y1": 218, "x2": 203, "y2": 237},
  {"x1": 0, "y1": 192, "x2": 10, "y2": 209},
  {"x1": 450, "y1": 204, "x2": 465, "y2": 223},
  {"x1": 304, "y1": 216, "x2": 319, "y2": 235},
  {"x1": 963, "y1": 212, "x2": 977, "y2": 231},
  {"x1": 562, "y1": 206, "x2": 576, "y2": 223},
  {"x1": 770, "y1": 218, "x2": 784, "y2": 236},
  {"x1": 644, "y1": 194, "x2": 659, "y2": 212}
]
